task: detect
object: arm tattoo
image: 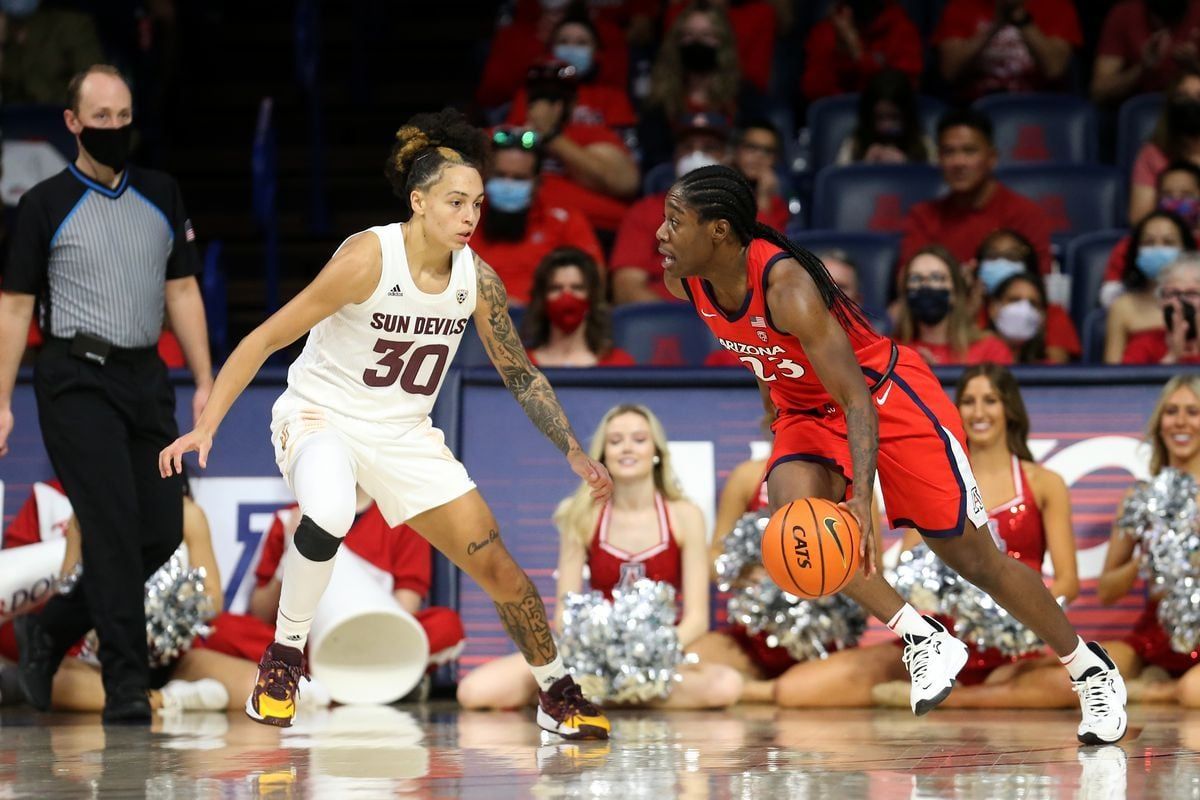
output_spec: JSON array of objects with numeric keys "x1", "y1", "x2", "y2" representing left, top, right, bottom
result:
[
  {"x1": 844, "y1": 400, "x2": 879, "y2": 501},
  {"x1": 475, "y1": 256, "x2": 579, "y2": 455},
  {"x1": 494, "y1": 573, "x2": 559, "y2": 664}
]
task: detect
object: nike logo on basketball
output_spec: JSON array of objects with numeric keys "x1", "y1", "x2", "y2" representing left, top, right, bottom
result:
[
  {"x1": 875, "y1": 382, "x2": 893, "y2": 406},
  {"x1": 387, "y1": 284, "x2": 404, "y2": 297},
  {"x1": 823, "y1": 517, "x2": 848, "y2": 565}
]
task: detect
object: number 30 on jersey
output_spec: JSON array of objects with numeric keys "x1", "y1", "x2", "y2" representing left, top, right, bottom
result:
[{"x1": 739, "y1": 355, "x2": 806, "y2": 382}]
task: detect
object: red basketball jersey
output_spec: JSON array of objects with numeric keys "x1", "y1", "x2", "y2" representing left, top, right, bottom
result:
[{"x1": 682, "y1": 239, "x2": 894, "y2": 411}]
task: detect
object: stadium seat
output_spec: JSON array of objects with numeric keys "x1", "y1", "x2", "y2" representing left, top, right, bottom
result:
[
  {"x1": 611, "y1": 303, "x2": 719, "y2": 366},
  {"x1": 1080, "y1": 307, "x2": 1108, "y2": 364},
  {"x1": 457, "y1": 307, "x2": 526, "y2": 369},
  {"x1": 786, "y1": 230, "x2": 900, "y2": 313},
  {"x1": 973, "y1": 94, "x2": 1097, "y2": 164},
  {"x1": 810, "y1": 164, "x2": 942, "y2": 231},
  {"x1": 995, "y1": 165, "x2": 1123, "y2": 237},
  {"x1": 1066, "y1": 229, "x2": 1127, "y2": 332},
  {"x1": 1116, "y1": 92, "x2": 1163, "y2": 177},
  {"x1": 643, "y1": 162, "x2": 676, "y2": 195},
  {"x1": 807, "y1": 94, "x2": 945, "y2": 171}
]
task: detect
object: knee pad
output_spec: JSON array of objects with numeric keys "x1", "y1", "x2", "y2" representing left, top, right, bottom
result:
[{"x1": 293, "y1": 515, "x2": 343, "y2": 562}]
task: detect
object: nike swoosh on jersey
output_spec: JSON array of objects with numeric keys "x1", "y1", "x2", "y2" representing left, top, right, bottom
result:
[{"x1": 875, "y1": 382, "x2": 893, "y2": 406}]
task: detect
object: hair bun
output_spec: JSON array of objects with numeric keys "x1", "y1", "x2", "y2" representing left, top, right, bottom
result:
[{"x1": 393, "y1": 125, "x2": 434, "y2": 176}]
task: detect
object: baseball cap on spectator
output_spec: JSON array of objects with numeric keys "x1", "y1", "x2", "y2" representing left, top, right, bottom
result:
[{"x1": 674, "y1": 111, "x2": 732, "y2": 142}]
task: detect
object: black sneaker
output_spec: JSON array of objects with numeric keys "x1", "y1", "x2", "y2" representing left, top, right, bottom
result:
[
  {"x1": 13, "y1": 615, "x2": 61, "y2": 711},
  {"x1": 102, "y1": 688, "x2": 152, "y2": 724}
]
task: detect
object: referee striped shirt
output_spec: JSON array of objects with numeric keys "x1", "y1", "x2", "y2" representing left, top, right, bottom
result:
[{"x1": 2, "y1": 164, "x2": 200, "y2": 348}]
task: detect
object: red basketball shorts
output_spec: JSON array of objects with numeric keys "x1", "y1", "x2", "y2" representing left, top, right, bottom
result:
[{"x1": 767, "y1": 345, "x2": 988, "y2": 537}]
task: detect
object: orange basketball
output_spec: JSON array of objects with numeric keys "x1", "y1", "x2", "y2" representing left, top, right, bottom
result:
[{"x1": 761, "y1": 498, "x2": 860, "y2": 599}]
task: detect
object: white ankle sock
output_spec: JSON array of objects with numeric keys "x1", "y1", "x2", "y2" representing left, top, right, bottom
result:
[
  {"x1": 886, "y1": 604, "x2": 937, "y2": 640},
  {"x1": 1060, "y1": 636, "x2": 1111, "y2": 680},
  {"x1": 274, "y1": 546, "x2": 340, "y2": 650},
  {"x1": 529, "y1": 654, "x2": 568, "y2": 691}
]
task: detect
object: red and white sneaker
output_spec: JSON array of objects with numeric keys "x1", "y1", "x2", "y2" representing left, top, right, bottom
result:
[
  {"x1": 536, "y1": 675, "x2": 611, "y2": 741},
  {"x1": 245, "y1": 643, "x2": 305, "y2": 728}
]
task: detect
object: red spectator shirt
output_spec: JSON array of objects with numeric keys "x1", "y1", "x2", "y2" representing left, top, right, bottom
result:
[
  {"x1": 612, "y1": 191, "x2": 789, "y2": 301},
  {"x1": 470, "y1": 195, "x2": 605, "y2": 304},
  {"x1": 538, "y1": 124, "x2": 632, "y2": 232},
  {"x1": 507, "y1": 84, "x2": 637, "y2": 130},
  {"x1": 909, "y1": 335, "x2": 1015, "y2": 366},
  {"x1": 933, "y1": 0, "x2": 1082, "y2": 98},
  {"x1": 528, "y1": 348, "x2": 637, "y2": 366},
  {"x1": 663, "y1": 0, "x2": 777, "y2": 93},
  {"x1": 256, "y1": 504, "x2": 431, "y2": 597},
  {"x1": 802, "y1": 1, "x2": 923, "y2": 100},
  {"x1": 1122, "y1": 328, "x2": 1200, "y2": 364},
  {"x1": 1098, "y1": 1, "x2": 1200, "y2": 95},
  {"x1": 899, "y1": 183, "x2": 1053, "y2": 275}
]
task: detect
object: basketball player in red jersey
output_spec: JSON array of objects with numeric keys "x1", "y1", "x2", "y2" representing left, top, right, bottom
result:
[{"x1": 656, "y1": 165, "x2": 1126, "y2": 744}]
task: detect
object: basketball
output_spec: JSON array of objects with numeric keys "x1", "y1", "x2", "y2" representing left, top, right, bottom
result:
[{"x1": 761, "y1": 498, "x2": 860, "y2": 599}]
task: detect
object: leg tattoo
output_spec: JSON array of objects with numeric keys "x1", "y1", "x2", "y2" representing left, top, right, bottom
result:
[{"x1": 494, "y1": 575, "x2": 557, "y2": 665}]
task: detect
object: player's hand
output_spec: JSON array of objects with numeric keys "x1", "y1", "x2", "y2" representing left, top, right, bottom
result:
[
  {"x1": 0, "y1": 405, "x2": 13, "y2": 458},
  {"x1": 568, "y1": 448, "x2": 613, "y2": 504},
  {"x1": 159, "y1": 428, "x2": 214, "y2": 477},
  {"x1": 839, "y1": 495, "x2": 878, "y2": 578}
]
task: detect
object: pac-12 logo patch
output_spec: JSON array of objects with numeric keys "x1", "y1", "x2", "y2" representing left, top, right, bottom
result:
[
  {"x1": 456, "y1": 289, "x2": 468, "y2": 304},
  {"x1": 757, "y1": 330, "x2": 768, "y2": 342}
]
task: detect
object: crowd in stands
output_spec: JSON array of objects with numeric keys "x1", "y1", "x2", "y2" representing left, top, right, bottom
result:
[{"x1": 472, "y1": 0, "x2": 1200, "y2": 368}]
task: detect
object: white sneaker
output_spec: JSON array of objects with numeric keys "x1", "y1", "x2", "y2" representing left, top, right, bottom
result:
[
  {"x1": 1077, "y1": 745, "x2": 1127, "y2": 800},
  {"x1": 901, "y1": 616, "x2": 968, "y2": 716},
  {"x1": 158, "y1": 679, "x2": 229, "y2": 713},
  {"x1": 1073, "y1": 654, "x2": 1128, "y2": 745}
]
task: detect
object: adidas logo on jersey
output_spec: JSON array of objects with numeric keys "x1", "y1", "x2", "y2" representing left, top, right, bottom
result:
[{"x1": 388, "y1": 284, "x2": 404, "y2": 297}]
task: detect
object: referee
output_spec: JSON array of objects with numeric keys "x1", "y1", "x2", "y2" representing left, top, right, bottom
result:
[{"x1": 0, "y1": 65, "x2": 212, "y2": 722}]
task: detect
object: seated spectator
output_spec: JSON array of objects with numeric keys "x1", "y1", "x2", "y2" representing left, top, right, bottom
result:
[
  {"x1": 662, "y1": 0, "x2": 778, "y2": 96},
  {"x1": 505, "y1": 9, "x2": 637, "y2": 134},
  {"x1": 520, "y1": 247, "x2": 634, "y2": 366},
  {"x1": 511, "y1": 60, "x2": 640, "y2": 234},
  {"x1": 1122, "y1": 254, "x2": 1200, "y2": 363},
  {"x1": 0, "y1": 3, "x2": 103, "y2": 104},
  {"x1": 1106, "y1": 209, "x2": 1197, "y2": 362},
  {"x1": 985, "y1": 272, "x2": 1060, "y2": 364},
  {"x1": 475, "y1": 0, "x2": 628, "y2": 111},
  {"x1": 933, "y1": 0, "x2": 1081, "y2": 102},
  {"x1": 469, "y1": 126, "x2": 604, "y2": 304},
  {"x1": 1104, "y1": 161, "x2": 1200, "y2": 304},
  {"x1": 802, "y1": 1, "x2": 922, "y2": 102},
  {"x1": 974, "y1": 228, "x2": 1080, "y2": 361},
  {"x1": 900, "y1": 108, "x2": 1052, "y2": 275},
  {"x1": 638, "y1": 3, "x2": 743, "y2": 171},
  {"x1": 836, "y1": 68, "x2": 935, "y2": 165},
  {"x1": 612, "y1": 112, "x2": 782, "y2": 304},
  {"x1": 1129, "y1": 69, "x2": 1200, "y2": 224},
  {"x1": 895, "y1": 246, "x2": 1013, "y2": 365},
  {"x1": 731, "y1": 118, "x2": 789, "y2": 231},
  {"x1": 1092, "y1": 0, "x2": 1200, "y2": 107}
]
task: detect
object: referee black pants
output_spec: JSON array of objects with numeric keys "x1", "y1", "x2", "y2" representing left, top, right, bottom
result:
[{"x1": 32, "y1": 339, "x2": 184, "y2": 698}]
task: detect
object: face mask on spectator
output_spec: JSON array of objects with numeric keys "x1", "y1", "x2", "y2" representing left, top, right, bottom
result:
[
  {"x1": 79, "y1": 125, "x2": 133, "y2": 173},
  {"x1": 545, "y1": 292, "x2": 590, "y2": 334},
  {"x1": 679, "y1": 42, "x2": 718, "y2": 73},
  {"x1": 978, "y1": 258, "x2": 1026, "y2": 294},
  {"x1": 994, "y1": 299, "x2": 1043, "y2": 343},
  {"x1": 1160, "y1": 196, "x2": 1200, "y2": 229},
  {"x1": 553, "y1": 44, "x2": 594, "y2": 75},
  {"x1": 0, "y1": 0, "x2": 39, "y2": 17},
  {"x1": 907, "y1": 288, "x2": 952, "y2": 326},
  {"x1": 486, "y1": 177, "x2": 534, "y2": 213},
  {"x1": 676, "y1": 150, "x2": 721, "y2": 177},
  {"x1": 1168, "y1": 99, "x2": 1200, "y2": 137},
  {"x1": 1137, "y1": 245, "x2": 1182, "y2": 280}
]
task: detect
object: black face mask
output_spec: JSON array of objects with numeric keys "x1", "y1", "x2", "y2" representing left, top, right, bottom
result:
[
  {"x1": 79, "y1": 125, "x2": 133, "y2": 173},
  {"x1": 482, "y1": 207, "x2": 530, "y2": 242},
  {"x1": 1168, "y1": 100, "x2": 1200, "y2": 137},
  {"x1": 907, "y1": 288, "x2": 952, "y2": 326},
  {"x1": 1165, "y1": 299, "x2": 1199, "y2": 342},
  {"x1": 679, "y1": 42, "x2": 718, "y2": 74}
]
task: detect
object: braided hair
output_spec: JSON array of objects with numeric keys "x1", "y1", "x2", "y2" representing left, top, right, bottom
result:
[
  {"x1": 384, "y1": 108, "x2": 488, "y2": 222},
  {"x1": 672, "y1": 165, "x2": 870, "y2": 330}
]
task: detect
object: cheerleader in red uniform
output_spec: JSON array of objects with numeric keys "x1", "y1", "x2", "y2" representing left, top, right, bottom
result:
[{"x1": 457, "y1": 404, "x2": 743, "y2": 710}]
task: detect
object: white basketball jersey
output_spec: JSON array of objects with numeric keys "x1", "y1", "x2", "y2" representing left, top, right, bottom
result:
[{"x1": 285, "y1": 223, "x2": 477, "y2": 425}]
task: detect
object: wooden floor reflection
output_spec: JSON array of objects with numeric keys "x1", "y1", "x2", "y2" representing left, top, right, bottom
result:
[{"x1": 0, "y1": 703, "x2": 1195, "y2": 798}]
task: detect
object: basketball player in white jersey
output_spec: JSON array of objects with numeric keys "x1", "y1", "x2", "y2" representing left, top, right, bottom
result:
[{"x1": 159, "y1": 109, "x2": 613, "y2": 739}]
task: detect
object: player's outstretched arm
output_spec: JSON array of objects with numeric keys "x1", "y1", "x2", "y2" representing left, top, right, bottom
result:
[
  {"x1": 766, "y1": 260, "x2": 880, "y2": 576},
  {"x1": 473, "y1": 254, "x2": 613, "y2": 502},
  {"x1": 159, "y1": 232, "x2": 382, "y2": 477}
]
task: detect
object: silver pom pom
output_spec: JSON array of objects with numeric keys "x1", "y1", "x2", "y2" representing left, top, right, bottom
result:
[
  {"x1": 714, "y1": 512, "x2": 769, "y2": 591},
  {"x1": 559, "y1": 579, "x2": 686, "y2": 704},
  {"x1": 887, "y1": 543, "x2": 961, "y2": 616}
]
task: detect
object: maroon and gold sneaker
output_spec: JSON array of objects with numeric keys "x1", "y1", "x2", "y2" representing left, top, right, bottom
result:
[
  {"x1": 245, "y1": 642, "x2": 305, "y2": 728},
  {"x1": 536, "y1": 675, "x2": 611, "y2": 740}
]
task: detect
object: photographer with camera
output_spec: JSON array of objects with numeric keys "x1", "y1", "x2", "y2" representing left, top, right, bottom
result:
[{"x1": 1123, "y1": 255, "x2": 1200, "y2": 365}]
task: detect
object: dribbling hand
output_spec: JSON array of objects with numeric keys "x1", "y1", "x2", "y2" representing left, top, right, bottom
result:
[
  {"x1": 568, "y1": 448, "x2": 613, "y2": 504},
  {"x1": 839, "y1": 495, "x2": 878, "y2": 578},
  {"x1": 158, "y1": 429, "x2": 214, "y2": 478}
]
